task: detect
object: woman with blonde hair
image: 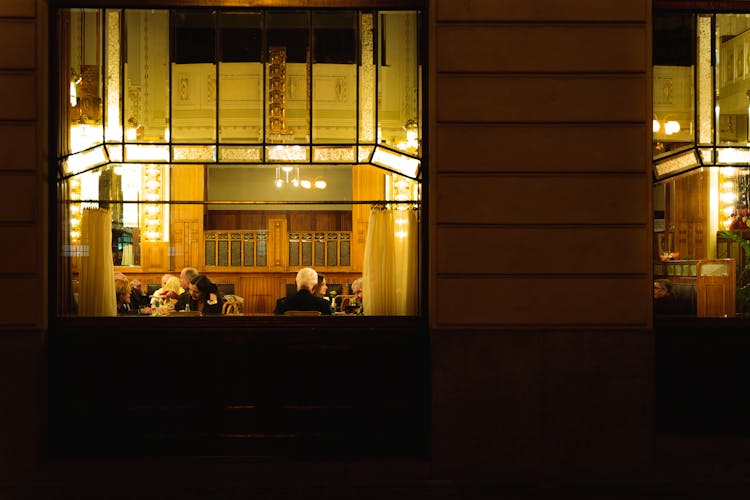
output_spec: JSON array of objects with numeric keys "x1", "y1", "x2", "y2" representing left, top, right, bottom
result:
[{"x1": 152, "y1": 275, "x2": 184, "y2": 310}]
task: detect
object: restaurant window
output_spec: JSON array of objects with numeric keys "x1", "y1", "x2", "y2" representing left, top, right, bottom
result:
[
  {"x1": 653, "y1": 11, "x2": 750, "y2": 318},
  {"x1": 55, "y1": 7, "x2": 424, "y2": 318}
]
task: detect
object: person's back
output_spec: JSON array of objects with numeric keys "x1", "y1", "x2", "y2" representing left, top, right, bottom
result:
[{"x1": 274, "y1": 267, "x2": 332, "y2": 315}]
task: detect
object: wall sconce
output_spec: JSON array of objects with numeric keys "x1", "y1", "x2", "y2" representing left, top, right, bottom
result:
[
  {"x1": 126, "y1": 117, "x2": 144, "y2": 141},
  {"x1": 70, "y1": 69, "x2": 82, "y2": 108},
  {"x1": 396, "y1": 119, "x2": 420, "y2": 153},
  {"x1": 69, "y1": 177, "x2": 82, "y2": 243},
  {"x1": 653, "y1": 114, "x2": 681, "y2": 136},
  {"x1": 143, "y1": 164, "x2": 162, "y2": 241}
]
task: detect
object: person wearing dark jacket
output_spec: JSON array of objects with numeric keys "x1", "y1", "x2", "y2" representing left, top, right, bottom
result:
[
  {"x1": 654, "y1": 278, "x2": 678, "y2": 315},
  {"x1": 274, "y1": 267, "x2": 332, "y2": 315},
  {"x1": 187, "y1": 274, "x2": 223, "y2": 314}
]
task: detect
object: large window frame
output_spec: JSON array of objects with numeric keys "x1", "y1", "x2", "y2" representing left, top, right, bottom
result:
[{"x1": 51, "y1": 2, "x2": 428, "y2": 321}]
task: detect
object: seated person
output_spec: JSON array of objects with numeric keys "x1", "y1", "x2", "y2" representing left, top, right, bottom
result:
[
  {"x1": 186, "y1": 274, "x2": 223, "y2": 314},
  {"x1": 654, "y1": 278, "x2": 678, "y2": 315},
  {"x1": 150, "y1": 273, "x2": 177, "y2": 308},
  {"x1": 313, "y1": 273, "x2": 328, "y2": 297},
  {"x1": 153, "y1": 275, "x2": 183, "y2": 311},
  {"x1": 274, "y1": 267, "x2": 333, "y2": 315},
  {"x1": 129, "y1": 279, "x2": 150, "y2": 309},
  {"x1": 115, "y1": 277, "x2": 139, "y2": 315},
  {"x1": 174, "y1": 267, "x2": 199, "y2": 311},
  {"x1": 342, "y1": 278, "x2": 364, "y2": 315}
]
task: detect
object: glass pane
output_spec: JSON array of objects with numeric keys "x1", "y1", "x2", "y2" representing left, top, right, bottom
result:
[
  {"x1": 219, "y1": 12, "x2": 263, "y2": 143},
  {"x1": 359, "y1": 12, "x2": 376, "y2": 143},
  {"x1": 172, "y1": 10, "x2": 217, "y2": 143},
  {"x1": 124, "y1": 10, "x2": 170, "y2": 143},
  {"x1": 312, "y1": 11, "x2": 357, "y2": 143},
  {"x1": 378, "y1": 11, "x2": 420, "y2": 156},
  {"x1": 68, "y1": 9, "x2": 104, "y2": 154},
  {"x1": 653, "y1": 13, "x2": 696, "y2": 158},
  {"x1": 716, "y1": 14, "x2": 750, "y2": 147},
  {"x1": 104, "y1": 10, "x2": 122, "y2": 143},
  {"x1": 266, "y1": 11, "x2": 309, "y2": 144}
]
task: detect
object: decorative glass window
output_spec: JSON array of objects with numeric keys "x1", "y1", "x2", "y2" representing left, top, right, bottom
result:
[
  {"x1": 653, "y1": 12, "x2": 750, "y2": 318},
  {"x1": 56, "y1": 8, "x2": 424, "y2": 317}
]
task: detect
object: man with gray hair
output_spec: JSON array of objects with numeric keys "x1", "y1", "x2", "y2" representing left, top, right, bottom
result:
[
  {"x1": 174, "y1": 266, "x2": 200, "y2": 311},
  {"x1": 274, "y1": 267, "x2": 332, "y2": 315}
]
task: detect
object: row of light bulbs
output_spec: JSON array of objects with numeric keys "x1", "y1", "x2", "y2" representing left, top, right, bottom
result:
[
  {"x1": 653, "y1": 119, "x2": 682, "y2": 135},
  {"x1": 274, "y1": 166, "x2": 326, "y2": 190}
]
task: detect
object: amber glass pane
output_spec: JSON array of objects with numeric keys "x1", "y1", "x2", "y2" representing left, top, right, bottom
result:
[
  {"x1": 266, "y1": 12, "x2": 309, "y2": 144},
  {"x1": 172, "y1": 11, "x2": 217, "y2": 143},
  {"x1": 219, "y1": 11, "x2": 263, "y2": 143},
  {"x1": 377, "y1": 11, "x2": 420, "y2": 156},
  {"x1": 68, "y1": 9, "x2": 104, "y2": 154},
  {"x1": 124, "y1": 10, "x2": 170, "y2": 143},
  {"x1": 312, "y1": 11, "x2": 357, "y2": 143},
  {"x1": 653, "y1": 13, "x2": 695, "y2": 158}
]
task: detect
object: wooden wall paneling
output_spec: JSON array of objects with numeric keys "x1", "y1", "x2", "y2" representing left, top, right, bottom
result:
[
  {"x1": 437, "y1": 174, "x2": 648, "y2": 225},
  {"x1": 0, "y1": 21, "x2": 36, "y2": 69},
  {"x1": 436, "y1": 0, "x2": 647, "y2": 22},
  {"x1": 289, "y1": 212, "x2": 313, "y2": 231},
  {"x1": 0, "y1": 74, "x2": 36, "y2": 121},
  {"x1": 141, "y1": 242, "x2": 169, "y2": 272},
  {"x1": 671, "y1": 170, "x2": 709, "y2": 260},
  {"x1": 436, "y1": 277, "x2": 649, "y2": 327},
  {"x1": 0, "y1": 124, "x2": 36, "y2": 170},
  {"x1": 0, "y1": 174, "x2": 36, "y2": 222},
  {"x1": 268, "y1": 217, "x2": 288, "y2": 271},
  {"x1": 436, "y1": 124, "x2": 648, "y2": 173},
  {"x1": 437, "y1": 227, "x2": 650, "y2": 275},
  {"x1": 170, "y1": 165, "x2": 204, "y2": 272},
  {"x1": 437, "y1": 25, "x2": 646, "y2": 73},
  {"x1": 0, "y1": 227, "x2": 39, "y2": 274},
  {"x1": 438, "y1": 75, "x2": 646, "y2": 123}
]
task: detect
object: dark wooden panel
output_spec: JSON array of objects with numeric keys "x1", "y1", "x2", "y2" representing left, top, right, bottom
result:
[
  {"x1": 0, "y1": 277, "x2": 38, "y2": 328},
  {"x1": 436, "y1": 277, "x2": 649, "y2": 326},
  {"x1": 0, "y1": 124, "x2": 36, "y2": 171},
  {"x1": 437, "y1": 25, "x2": 646, "y2": 73},
  {"x1": 436, "y1": 174, "x2": 649, "y2": 225},
  {"x1": 0, "y1": 21, "x2": 35, "y2": 70},
  {"x1": 0, "y1": 1, "x2": 35, "y2": 17},
  {"x1": 436, "y1": 124, "x2": 647, "y2": 173},
  {"x1": 48, "y1": 320, "x2": 429, "y2": 458},
  {"x1": 0, "y1": 226, "x2": 38, "y2": 274},
  {"x1": 437, "y1": 75, "x2": 647, "y2": 123},
  {"x1": 437, "y1": 227, "x2": 650, "y2": 275},
  {"x1": 437, "y1": 0, "x2": 647, "y2": 22},
  {"x1": 0, "y1": 74, "x2": 36, "y2": 120},
  {"x1": 0, "y1": 174, "x2": 35, "y2": 222}
]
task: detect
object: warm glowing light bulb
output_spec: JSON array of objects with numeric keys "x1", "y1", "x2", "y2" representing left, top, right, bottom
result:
[
  {"x1": 275, "y1": 178, "x2": 284, "y2": 188},
  {"x1": 314, "y1": 179, "x2": 327, "y2": 189},
  {"x1": 653, "y1": 120, "x2": 661, "y2": 133},
  {"x1": 301, "y1": 179, "x2": 312, "y2": 189}
]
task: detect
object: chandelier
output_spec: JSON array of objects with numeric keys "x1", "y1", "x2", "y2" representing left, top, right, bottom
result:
[{"x1": 274, "y1": 166, "x2": 326, "y2": 190}]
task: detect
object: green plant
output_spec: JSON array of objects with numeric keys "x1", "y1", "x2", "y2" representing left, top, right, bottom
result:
[{"x1": 719, "y1": 230, "x2": 750, "y2": 315}]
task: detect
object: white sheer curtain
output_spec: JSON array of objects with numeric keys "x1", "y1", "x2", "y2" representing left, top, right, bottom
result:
[
  {"x1": 362, "y1": 207, "x2": 419, "y2": 315},
  {"x1": 78, "y1": 208, "x2": 117, "y2": 316}
]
